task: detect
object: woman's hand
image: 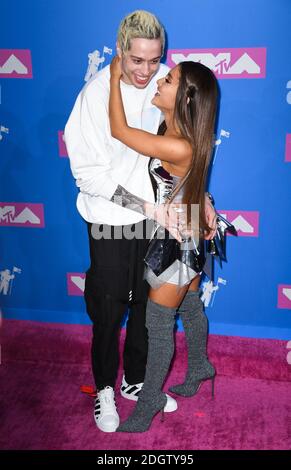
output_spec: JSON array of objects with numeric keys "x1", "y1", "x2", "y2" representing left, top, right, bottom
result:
[
  {"x1": 144, "y1": 202, "x2": 187, "y2": 242},
  {"x1": 204, "y1": 195, "x2": 217, "y2": 240},
  {"x1": 110, "y1": 56, "x2": 122, "y2": 81}
]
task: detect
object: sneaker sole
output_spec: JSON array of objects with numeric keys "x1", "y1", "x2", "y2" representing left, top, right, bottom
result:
[{"x1": 94, "y1": 415, "x2": 120, "y2": 433}]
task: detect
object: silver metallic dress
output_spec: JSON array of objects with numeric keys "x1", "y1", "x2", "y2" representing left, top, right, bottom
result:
[{"x1": 144, "y1": 158, "x2": 236, "y2": 289}]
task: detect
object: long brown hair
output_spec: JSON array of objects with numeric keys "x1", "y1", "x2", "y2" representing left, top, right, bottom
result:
[{"x1": 170, "y1": 61, "x2": 218, "y2": 236}]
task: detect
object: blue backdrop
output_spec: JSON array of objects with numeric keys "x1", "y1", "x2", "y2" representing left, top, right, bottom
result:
[{"x1": 1, "y1": 0, "x2": 290, "y2": 340}]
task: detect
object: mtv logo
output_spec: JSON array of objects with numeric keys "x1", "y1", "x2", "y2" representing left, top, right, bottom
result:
[
  {"x1": 67, "y1": 273, "x2": 86, "y2": 296},
  {"x1": 278, "y1": 285, "x2": 291, "y2": 309},
  {"x1": 285, "y1": 134, "x2": 291, "y2": 162},
  {"x1": 167, "y1": 48, "x2": 266, "y2": 79},
  {"x1": 58, "y1": 131, "x2": 68, "y2": 157},
  {"x1": 0, "y1": 49, "x2": 33, "y2": 78},
  {"x1": 0, "y1": 203, "x2": 45, "y2": 227},
  {"x1": 218, "y1": 210, "x2": 259, "y2": 237}
]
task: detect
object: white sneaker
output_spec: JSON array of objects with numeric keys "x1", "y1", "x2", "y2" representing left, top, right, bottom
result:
[
  {"x1": 94, "y1": 386, "x2": 120, "y2": 432},
  {"x1": 120, "y1": 375, "x2": 143, "y2": 401},
  {"x1": 163, "y1": 393, "x2": 178, "y2": 412},
  {"x1": 120, "y1": 375, "x2": 178, "y2": 413}
]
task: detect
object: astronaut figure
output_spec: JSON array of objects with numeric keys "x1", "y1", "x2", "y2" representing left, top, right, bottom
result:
[
  {"x1": 84, "y1": 50, "x2": 105, "y2": 82},
  {"x1": 0, "y1": 269, "x2": 15, "y2": 295}
]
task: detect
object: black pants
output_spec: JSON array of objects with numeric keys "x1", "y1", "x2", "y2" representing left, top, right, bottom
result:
[{"x1": 84, "y1": 221, "x2": 151, "y2": 390}]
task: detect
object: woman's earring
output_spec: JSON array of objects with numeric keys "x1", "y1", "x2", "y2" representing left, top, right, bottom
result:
[{"x1": 186, "y1": 97, "x2": 190, "y2": 105}]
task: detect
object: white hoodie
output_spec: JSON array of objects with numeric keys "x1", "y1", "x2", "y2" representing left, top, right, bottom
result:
[{"x1": 65, "y1": 63, "x2": 169, "y2": 225}]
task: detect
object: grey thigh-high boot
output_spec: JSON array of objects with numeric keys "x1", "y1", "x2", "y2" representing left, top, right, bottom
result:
[
  {"x1": 117, "y1": 298, "x2": 176, "y2": 433},
  {"x1": 169, "y1": 290, "x2": 215, "y2": 397}
]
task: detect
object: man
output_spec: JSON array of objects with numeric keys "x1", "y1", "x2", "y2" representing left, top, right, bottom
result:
[{"x1": 65, "y1": 10, "x2": 216, "y2": 433}]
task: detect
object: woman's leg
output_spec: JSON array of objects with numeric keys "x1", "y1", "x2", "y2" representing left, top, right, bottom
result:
[
  {"x1": 169, "y1": 275, "x2": 216, "y2": 397},
  {"x1": 149, "y1": 282, "x2": 189, "y2": 307},
  {"x1": 117, "y1": 283, "x2": 188, "y2": 433}
]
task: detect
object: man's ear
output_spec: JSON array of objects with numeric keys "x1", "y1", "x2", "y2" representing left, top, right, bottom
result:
[{"x1": 116, "y1": 41, "x2": 122, "y2": 57}]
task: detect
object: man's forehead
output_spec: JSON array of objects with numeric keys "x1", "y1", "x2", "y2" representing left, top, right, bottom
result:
[
  {"x1": 129, "y1": 53, "x2": 162, "y2": 61},
  {"x1": 127, "y1": 37, "x2": 163, "y2": 58}
]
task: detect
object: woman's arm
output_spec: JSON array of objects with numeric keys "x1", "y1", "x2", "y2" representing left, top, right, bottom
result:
[{"x1": 109, "y1": 57, "x2": 190, "y2": 165}]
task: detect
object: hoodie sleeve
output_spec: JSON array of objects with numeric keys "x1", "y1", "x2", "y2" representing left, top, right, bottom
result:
[{"x1": 64, "y1": 82, "x2": 118, "y2": 200}]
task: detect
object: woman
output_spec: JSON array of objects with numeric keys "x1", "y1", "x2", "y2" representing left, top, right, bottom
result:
[{"x1": 109, "y1": 57, "x2": 227, "y2": 432}]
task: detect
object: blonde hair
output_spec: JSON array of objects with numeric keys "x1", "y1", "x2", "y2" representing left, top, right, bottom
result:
[{"x1": 117, "y1": 10, "x2": 165, "y2": 54}]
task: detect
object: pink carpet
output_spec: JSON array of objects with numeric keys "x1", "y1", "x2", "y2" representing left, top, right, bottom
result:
[{"x1": 1, "y1": 319, "x2": 291, "y2": 450}]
